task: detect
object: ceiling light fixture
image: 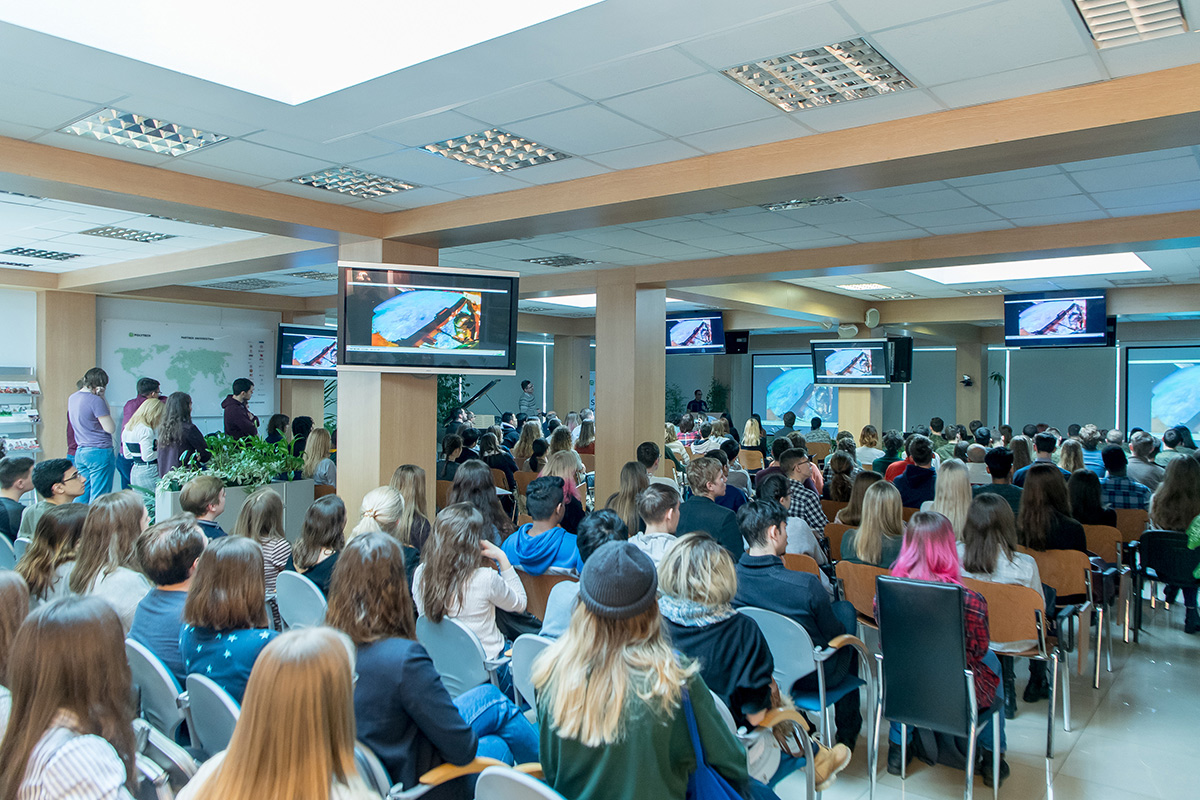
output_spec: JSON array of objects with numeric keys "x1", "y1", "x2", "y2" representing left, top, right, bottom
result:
[
  {"x1": 521, "y1": 255, "x2": 596, "y2": 267},
  {"x1": 424, "y1": 128, "x2": 570, "y2": 172},
  {"x1": 82, "y1": 226, "x2": 177, "y2": 243},
  {"x1": 0, "y1": 261, "x2": 34, "y2": 268},
  {"x1": 724, "y1": 38, "x2": 914, "y2": 112},
  {"x1": 1, "y1": 247, "x2": 82, "y2": 261},
  {"x1": 60, "y1": 108, "x2": 228, "y2": 157},
  {"x1": 290, "y1": 166, "x2": 418, "y2": 197},
  {"x1": 761, "y1": 196, "x2": 851, "y2": 211},
  {"x1": 287, "y1": 270, "x2": 338, "y2": 281},
  {"x1": 836, "y1": 282, "x2": 890, "y2": 291},
  {"x1": 908, "y1": 253, "x2": 1150, "y2": 285},
  {"x1": 536, "y1": 294, "x2": 684, "y2": 309},
  {"x1": 871, "y1": 292, "x2": 917, "y2": 300},
  {"x1": 1072, "y1": 0, "x2": 1187, "y2": 48},
  {"x1": 203, "y1": 278, "x2": 290, "y2": 291},
  {"x1": 959, "y1": 287, "x2": 1006, "y2": 295},
  {"x1": 1109, "y1": 276, "x2": 1170, "y2": 286}
]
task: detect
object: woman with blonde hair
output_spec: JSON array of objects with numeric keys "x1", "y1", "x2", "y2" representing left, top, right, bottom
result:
[
  {"x1": 840, "y1": 480, "x2": 904, "y2": 567},
  {"x1": 389, "y1": 464, "x2": 432, "y2": 553},
  {"x1": 548, "y1": 425, "x2": 573, "y2": 456},
  {"x1": 303, "y1": 427, "x2": 336, "y2": 488},
  {"x1": 1009, "y1": 435, "x2": 1033, "y2": 473},
  {"x1": 511, "y1": 420, "x2": 542, "y2": 466},
  {"x1": 857, "y1": 424, "x2": 884, "y2": 466},
  {"x1": 234, "y1": 488, "x2": 291, "y2": 628},
  {"x1": 351, "y1": 486, "x2": 418, "y2": 585},
  {"x1": 1058, "y1": 439, "x2": 1085, "y2": 475},
  {"x1": 924, "y1": 459, "x2": 972, "y2": 539},
  {"x1": 16, "y1": 503, "x2": 88, "y2": 607},
  {"x1": 539, "y1": 449, "x2": 586, "y2": 534},
  {"x1": 665, "y1": 422, "x2": 689, "y2": 466},
  {"x1": 741, "y1": 417, "x2": 768, "y2": 463},
  {"x1": 604, "y1": 461, "x2": 649, "y2": 535},
  {"x1": 68, "y1": 490, "x2": 151, "y2": 632},
  {"x1": 122, "y1": 397, "x2": 166, "y2": 491},
  {"x1": 177, "y1": 627, "x2": 377, "y2": 800}
]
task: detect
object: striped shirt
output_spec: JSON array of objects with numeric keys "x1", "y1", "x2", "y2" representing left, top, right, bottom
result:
[{"x1": 17, "y1": 714, "x2": 134, "y2": 800}]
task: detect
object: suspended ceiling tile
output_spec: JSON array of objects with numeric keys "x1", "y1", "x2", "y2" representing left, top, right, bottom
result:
[
  {"x1": 848, "y1": 180, "x2": 952, "y2": 200},
  {"x1": 772, "y1": 201, "x2": 887, "y2": 225},
  {"x1": 180, "y1": 140, "x2": 335, "y2": 180},
  {"x1": 457, "y1": 82, "x2": 588, "y2": 126},
  {"x1": 354, "y1": 148, "x2": 484, "y2": 184},
  {"x1": 797, "y1": 90, "x2": 946, "y2": 134},
  {"x1": 926, "y1": 55, "x2": 1105, "y2": 110},
  {"x1": 0, "y1": 202, "x2": 76, "y2": 235},
  {"x1": 1070, "y1": 157, "x2": 1200, "y2": 194},
  {"x1": 945, "y1": 165, "x2": 1066, "y2": 187},
  {"x1": 1090, "y1": 181, "x2": 1200, "y2": 210},
  {"x1": 640, "y1": 219, "x2": 730, "y2": 241},
  {"x1": 242, "y1": 130, "x2": 399, "y2": 164},
  {"x1": 955, "y1": 174, "x2": 1086, "y2": 205},
  {"x1": 1106, "y1": 199, "x2": 1200, "y2": 217},
  {"x1": 258, "y1": 179, "x2": 379, "y2": 205},
  {"x1": 0, "y1": 81, "x2": 103, "y2": 130},
  {"x1": 988, "y1": 194, "x2": 1104, "y2": 220},
  {"x1": 503, "y1": 157, "x2": 609, "y2": 185},
  {"x1": 1061, "y1": 146, "x2": 1198, "y2": 172},
  {"x1": 360, "y1": 185, "x2": 465, "y2": 209},
  {"x1": 437, "y1": 173, "x2": 534, "y2": 197},
  {"x1": 589, "y1": 139, "x2": 705, "y2": 171},
  {"x1": 861, "y1": 188, "x2": 977, "y2": 216},
  {"x1": 897, "y1": 205, "x2": 1003, "y2": 227},
  {"x1": 846, "y1": 229, "x2": 930, "y2": 244},
  {"x1": 921, "y1": 220, "x2": 1015, "y2": 236},
  {"x1": 0, "y1": 116, "x2": 46, "y2": 140},
  {"x1": 705, "y1": 210, "x2": 801, "y2": 234},
  {"x1": 687, "y1": 233, "x2": 771, "y2": 251},
  {"x1": 820, "y1": 216, "x2": 922, "y2": 236},
  {"x1": 1007, "y1": 210, "x2": 1112, "y2": 227},
  {"x1": 554, "y1": 48, "x2": 709, "y2": 100},
  {"x1": 371, "y1": 111, "x2": 490, "y2": 148},
  {"x1": 1098, "y1": 25, "x2": 1200, "y2": 78},
  {"x1": 601, "y1": 73, "x2": 782, "y2": 138},
  {"x1": 836, "y1": 0, "x2": 996, "y2": 33},
  {"x1": 750, "y1": 225, "x2": 851, "y2": 245},
  {"x1": 505, "y1": 104, "x2": 664, "y2": 155},
  {"x1": 678, "y1": 4, "x2": 858, "y2": 69}
]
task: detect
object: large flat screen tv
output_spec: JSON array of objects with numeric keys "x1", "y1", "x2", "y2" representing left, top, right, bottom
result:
[
  {"x1": 1004, "y1": 290, "x2": 1108, "y2": 348},
  {"x1": 1124, "y1": 345, "x2": 1200, "y2": 436},
  {"x1": 666, "y1": 311, "x2": 725, "y2": 355},
  {"x1": 277, "y1": 324, "x2": 337, "y2": 379},
  {"x1": 811, "y1": 339, "x2": 891, "y2": 386},
  {"x1": 338, "y1": 262, "x2": 518, "y2": 375}
]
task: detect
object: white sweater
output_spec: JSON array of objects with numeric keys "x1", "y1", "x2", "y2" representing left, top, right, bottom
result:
[{"x1": 412, "y1": 564, "x2": 526, "y2": 659}]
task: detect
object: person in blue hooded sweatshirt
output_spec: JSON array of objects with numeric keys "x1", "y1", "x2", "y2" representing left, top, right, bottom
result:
[{"x1": 501, "y1": 476, "x2": 584, "y2": 575}]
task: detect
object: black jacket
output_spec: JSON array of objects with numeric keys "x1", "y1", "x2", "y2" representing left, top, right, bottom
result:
[
  {"x1": 733, "y1": 553, "x2": 848, "y2": 649},
  {"x1": 893, "y1": 463, "x2": 937, "y2": 508},
  {"x1": 677, "y1": 496, "x2": 744, "y2": 559},
  {"x1": 663, "y1": 614, "x2": 774, "y2": 728}
]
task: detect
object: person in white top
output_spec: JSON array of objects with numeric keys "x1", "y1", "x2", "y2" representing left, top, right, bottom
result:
[
  {"x1": 121, "y1": 397, "x2": 165, "y2": 492},
  {"x1": 0, "y1": 596, "x2": 139, "y2": 800},
  {"x1": 178, "y1": 627, "x2": 378, "y2": 800},
  {"x1": 629, "y1": 483, "x2": 681, "y2": 567},
  {"x1": 66, "y1": 490, "x2": 152, "y2": 634},
  {"x1": 413, "y1": 503, "x2": 527, "y2": 665}
]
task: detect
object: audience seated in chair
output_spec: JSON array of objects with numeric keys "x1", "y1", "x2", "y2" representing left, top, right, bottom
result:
[
  {"x1": 892, "y1": 435, "x2": 938, "y2": 509},
  {"x1": 68, "y1": 490, "x2": 152, "y2": 634},
  {"x1": 923, "y1": 459, "x2": 971, "y2": 540},
  {"x1": 1013, "y1": 432, "x2": 1071, "y2": 487},
  {"x1": 708, "y1": 449, "x2": 748, "y2": 515},
  {"x1": 389, "y1": 464, "x2": 434, "y2": 556},
  {"x1": 840, "y1": 480, "x2": 905, "y2": 569},
  {"x1": 677, "y1": 457, "x2": 744, "y2": 559},
  {"x1": 972, "y1": 447, "x2": 1023, "y2": 516},
  {"x1": 285, "y1": 495, "x2": 347, "y2": 597},
  {"x1": 233, "y1": 488, "x2": 292, "y2": 630},
  {"x1": 778, "y1": 449, "x2": 828, "y2": 544},
  {"x1": 540, "y1": 510, "x2": 627, "y2": 639},
  {"x1": 449, "y1": 460, "x2": 516, "y2": 542},
  {"x1": 16, "y1": 503, "x2": 87, "y2": 609},
  {"x1": 835, "y1": 471, "x2": 883, "y2": 527},
  {"x1": 1148, "y1": 457, "x2": 1200, "y2": 632},
  {"x1": 503, "y1": 477, "x2": 584, "y2": 576},
  {"x1": 604, "y1": 462, "x2": 649, "y2": 535},
  {"x1": 756, "y1": 474, "x2": 832, "y2": 595},
  {"x1": 628, "y1": 484, "x2": 680, "y2": 568},
  {"x1": 638, "y1": 440, "x2": 680, "y2": 493},
  {"x1": 0, "y1": 570, "x2": 29, "y2": 732},
  {"x1": 180, "y1": 475, "x2": 228, "y2": 540}
]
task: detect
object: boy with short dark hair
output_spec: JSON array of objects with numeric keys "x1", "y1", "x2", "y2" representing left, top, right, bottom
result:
[
  {"x1": 0, "y1": 455, "x2": 34, "y2": 542},
  {"x1": 19, "y1": 458, "x2": 86, "y2": 539},
  {"x1": 501, "y1": 476, "x2": 583, "y2": 575},
  {"x1": 179, "y1": 475, "x2": 228, "y2": 539},
  {"x1": 629, "y1": 483, "x2": 679, "y2": 566}
]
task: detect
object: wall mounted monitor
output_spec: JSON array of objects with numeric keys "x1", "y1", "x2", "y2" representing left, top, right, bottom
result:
[
  {"x1": 811, "y1": 339, "x2": 891, "y2": 386},
  {"x1": 751, "y1": 353, "x2": 838, "y2": 432},
  {"x1": 666, "y1": 311, "x2": 725, "y2": 355},
  {"x1": 276, "y1": 324, "x2": 337, "y2": 379},
  {"x1": 1124, "y1": 345, "x2": 1200, "y2": 436},
  {"x1": 338, "y1": 261, "x2": 518, "y2": 375},
  {"x1": 1004, "y1": 290, "x2": 1108, "y2": 348}
]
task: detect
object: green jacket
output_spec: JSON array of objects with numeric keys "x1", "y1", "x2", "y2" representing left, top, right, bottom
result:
[{"x1": 539, "y1": 671, "x2": 750, "y2": 800}]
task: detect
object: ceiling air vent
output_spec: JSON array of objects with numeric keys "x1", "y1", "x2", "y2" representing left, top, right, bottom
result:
[
  {"x1": 521, "y1": 255, "x2": 597, "y2": 267},
  {"x1": 203, "y1": 279, "x2": 290, "y2": 291}
]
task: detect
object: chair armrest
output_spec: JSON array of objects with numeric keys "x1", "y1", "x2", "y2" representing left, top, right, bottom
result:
[
  {"x1": 816, "y1": 634, "x2": 873, "y2": 671},
  {"x1": 514, "y1": 763, "x2": 545, "y2": 779},
  {"x1": 418, "y1": 757, "x2": 507, "y2": 786},
  {"x1": 760, "y1": 707, "x2": 810, "y2": 729}
]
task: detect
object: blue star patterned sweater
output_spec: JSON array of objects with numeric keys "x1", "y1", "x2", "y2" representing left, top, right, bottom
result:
[{"x1": 180, "y1": 625, "x2": 278, "y2": 704}]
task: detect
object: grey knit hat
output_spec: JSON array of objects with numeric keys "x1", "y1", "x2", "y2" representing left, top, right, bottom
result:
[{"x1": 579, "y1": 541, "x2": 658, "y2": 620}]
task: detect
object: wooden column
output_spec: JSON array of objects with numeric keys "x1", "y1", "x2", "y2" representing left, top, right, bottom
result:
[
  {"x1": 955, "y1": 342, "x2": 987, "y2": 427},
  {"x1": 552, "y1": 335, "x2": 590, "y2": 416},
  {"x1": 37, "y1": 291, "x2": 96, "y2": 458},
  {"x1": 336, "y1": 238, "x2": 439, "y2": 527},
  {"x1": 838, "y1": 388, "x2": 882, "y2": 445},
  {"x1": 594, "y1": 273, "x2": 665, "y2": 500}
]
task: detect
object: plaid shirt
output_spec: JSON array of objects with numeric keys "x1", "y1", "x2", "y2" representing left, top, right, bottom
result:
[
  {"x1": 787, "y1": 479, "x2": 828, "y2": 538},
  {"x1": 963, "y1": 588, "x2": 999, "y2": 708},
  {"x1": 1101, "y1": 474, "x2": 1152, "y2": 510}
]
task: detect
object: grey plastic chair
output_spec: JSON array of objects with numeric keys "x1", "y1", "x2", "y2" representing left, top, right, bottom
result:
[
  {"x1": 185, "y1": 674, "x2": 240, "y2": 759},
  {"x1": 0, "y1": 536, "x2": 14, "y2": 569},
  {"x1": 276, "y1": 570, "x2": 327, "y2": 629},
  {"x1": 126, "y1": 639, "x2": 188, "y2": 742},
  {"x1": 475, "y1": 766, "x2": 566, "y2": 799},
  {"x1": 13, "y1": 537, "x2": 30, "y2": 561},
  {"x1": 511, "y1": 633, "x2": 552, "y2": 708},
  {"x1": 710, "y1": 689, "x2": 816, "y2": 799},
  {"x1": 416, "y1": 616, "x2": 509, "y2": 699}
]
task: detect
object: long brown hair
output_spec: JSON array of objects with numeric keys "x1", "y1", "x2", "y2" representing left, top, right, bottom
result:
[
  {"x1": 0, "y1": 597, "x2": 136, "y2": 800},
  {"x1": 1017, "y1": 464, "x2": 1072, "y2": 550},
  {"x1": 548, "y1": 426, "x2": 573, "y2": 455},
  {"x1": 576, "y1": 420, "x2": 596, "y2": 449},
  {"x1": 1009, "y1": 436, "x2": 1033, "y2": 473},
  {"x1": 511, "y1": 421, "x2": 542, "y2": 463},
  {"x1": 856, "y1": 480, "x2": 904, "y2": 565},
  {"x1": 326, "y1": 533, "x2": 416, "y2": 643},
  {"x1": 839, "y1": 470, "x2": 882, "y2": 526},
  {"x1": 419, "y1": 504, "x2": 488, "y2": 624},
  {"x1": 184, "y1": 537, "x2": 268, "y2": 631},
  {"x1": 827, "y1": 451, "x2": 855, "y2": 503},
  {"x1": 447, "y1": 460, "x2": 513, "y2": 537},
  {"x1": 187, "y1": 628, "x2": 363, "y2": 800},
  {"x1": 0, "y1": 572, "x2": 29, "y2": 684},
  {"x1": 17, "y1": 504, "x2": 87, "y2": 600},
  {"x1": 1149, "y1": 456, "x2": 1200, "y2": 532},
  {"x1": 292, "y1": 495, "x2": 346, "y2": 571},
  {"x1": 961, "y1": 493, "x2": 1019, "y2": 575},
  {"x1": 69, "y1": 490, "x2": 145, "y2": 594},
  {"x1": 605, "y1": 462, "x2": 649, "y2": 535},
  {"x1": 234, "y1": 487, "x2": 286, "y2": 544},
  {"x1": 389, "y1": 464, "x2": 429, "y2": 546}
]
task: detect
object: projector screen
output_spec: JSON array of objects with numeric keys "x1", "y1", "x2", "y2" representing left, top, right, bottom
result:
[
  {"x1": 751, "y1": 353, "x2": 838, "y2": 433},
  {"x1": 1125, "y1": 345, "x2": 1200, "y2": 436}
]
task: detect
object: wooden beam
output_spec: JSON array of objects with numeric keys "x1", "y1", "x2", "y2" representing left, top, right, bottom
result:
[
  {"x1": 379, "y1": 64, "x2": 1200, "y2": 247},
  {"x1": 110, "y1": 285, "x2": 313, "y2": 312},
  {"x1": 0, "y1": 268, "x2": 57, "y2": 291},
  {"x1": 672, "y1": 281, "x2": 866, "y2": 324}
]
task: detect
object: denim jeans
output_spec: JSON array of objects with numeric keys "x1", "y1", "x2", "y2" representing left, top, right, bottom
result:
[
  {"x1": 74, "y1": 446, "x2": 114, "y2": 503},
  {"x1": 888, "y1": 649, "x2": 1006, "y2": 753},
  {"x1": 452, "y1": 683, "x2": 538, "y2": 765},
  {"x1": 115, "y1": 452, "x2": 133, "y2": 490}
]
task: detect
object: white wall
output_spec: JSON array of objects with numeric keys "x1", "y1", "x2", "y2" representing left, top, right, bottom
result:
[{"x1": 0, "y1": 289, "x2": 36, "y2": 370}]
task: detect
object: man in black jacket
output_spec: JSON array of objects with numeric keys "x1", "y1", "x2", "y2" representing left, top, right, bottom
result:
[
  {"x1": 733, "y1": 500, "x2": 862, "y2": 751},
  {"x1": 676, "y1": 456, "x2": 743, "y2": 559},
  {"x1": 892, "y1": 434, "x2": 937, "y2": 508}
]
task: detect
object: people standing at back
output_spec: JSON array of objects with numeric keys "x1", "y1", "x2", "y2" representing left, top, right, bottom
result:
[
  {"x1": 503, "y1": 476, "x2": 583, "y2": 575},
  {"x1": 121, "y1": 394, "x2": 166, "y2": 492},
  {"x1": 973, "y1": 447, "x2": 1023, "y2": 516},
  {"x1": 130, "y1": 514, "x2": 206, "y2": 688},
  {"x1": 68, "y1": 490, "x2": 151, "y2": 633},
  {"x1": 222, "y1": 377, "x2": 259, "y2": 439},
  {"x1": 676, "y1": 456, "x2": 743, "y2": 559},
  {"x1": 0, "y1": 456, "x2": 33, "y2": 543},
  {"x1": 1012, "y1": 432, "x2": 1070, "y2": 487},
  {"x1": 518, "y1": 379, "x2": 538, "y2": 417},
  {"x1": 16, "y1": 504, "x2": 88, "y2": 609},
  {"x1": 67, "y1": 367, "x2": 116, "y2": 503},
  {"x1": 233, "y1": 488, "x2": 292, "y2": 628},
  {"x1": 116, "y1": 377, "x2": 162, "y2": 490},
  {"x1": 180, "y1": 475, "x2": 228, "y2": 539},
  {"x1": 302, "y1": 427, "x2": 337, "y2": 488},
  {"x1": 158, "y1": 392, "x2": 211, "y2": 477},
  {"x1": 287, "y1": 495, "x2": 346, "y2": 596}
]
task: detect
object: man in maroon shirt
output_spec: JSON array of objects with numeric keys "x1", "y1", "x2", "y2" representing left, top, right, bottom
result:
[
  {"x1": 116, "y1": 378, "x2": 162, "y2": 489},
  {"x1": 222, "y1": 378, "x2": 259, "y2": 439}
]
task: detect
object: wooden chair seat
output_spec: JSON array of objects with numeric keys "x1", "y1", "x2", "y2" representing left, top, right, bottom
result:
[
  {"x1": 490, "y1": 468, "x2": 507, "y2": 490},
  {"x1": 314, "y1": 484, "x2": 337, "y2": 499},
  {"x1": 578, "y1": 453, "x2": 596, "y2": 473},
  {"x1": 901, "y1": 506, "x2": 918, "y2": 521},
  {"x1": 824, "y1": 523, "x2": 852, "y2": 559},
  {"x1": 1083, "y1": 524, "x2": 1125, "y2": 564},
  {"x1": 807, "y1": 441, "x2": 831, "y2": 462},
  {"x1": 516, "y1": 569, "x2": 578, "y2": 621},
  {"x1": 781, "y1": 553, "x2": 820, "y2": 576},
  {"x1": 513, "y1": 471, "x2": 539, "y2": 496},
  {"x1": 740, "y1": 450, "x2": 764, "y2": 471},
  {"x1": 1113, "y1": 508, "x2": 1149, "y2": 542},
  {"x1": 820, "y1": 499, "x2": 847, "y2": 521}
]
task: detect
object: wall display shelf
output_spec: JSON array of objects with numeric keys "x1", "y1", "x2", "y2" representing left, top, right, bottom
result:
[{"x1": 0, "y1": 368, "x2": 40, "y2": 457}]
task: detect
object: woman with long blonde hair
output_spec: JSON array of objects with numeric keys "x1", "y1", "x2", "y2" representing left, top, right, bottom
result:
[
  {"x1": 604, "y1": 461, "x2": 649, "y2": 535},
  {"x1": 68, "y1": 490, "x2": 150, "y2": 633},
  {"x1": 177, "y1": 627, "x2": 376, "y2": 800},
  {"x1": 533, "y1": 541, "x2": 750, "y2": 799},
  {"x1": 511, "y1": 420, "x2": 542, "y2": 466},
  {"x1": 122, "y1": 397, "x2": 166, "y2": 491},
  {"x1": 350, "y1": 486, "x2": 418, "y2": 585},
  {"x1": 1057, "y1": 439, "x2": 1085, "y2": 475},
  {"x1": 840, "y1": 480, "x2": 904, "y2": 567},
  {"x1": 539, "y1": 449, "x2": 586, "y2": 533},
  {"x1": 388, "y1": 464, "x2": 432, "y2": 553},
  {"x1": 302, "y1": 427, "x2": 336, "y2": 487},
  {"x1": 927, "y1": 459, "x2": 972, "y2": 539},
  {"x1": 17, "y1": 503, "x2": 88, "y2": 607}
]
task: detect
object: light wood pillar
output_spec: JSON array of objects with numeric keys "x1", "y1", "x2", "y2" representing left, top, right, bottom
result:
[
  {"x1": 38, "y1": 291, "x2": 96, "y2": 458},
  {"x1": 838, "y1": 388, "x2": 882, "y2": 446},
  {"x1": 595, "y1": 274, "x2": 665, "y2": 501},
  {"x1": 336, "y1": 238, "x2": 439, "y2": 527},
  {"x1": 552, "y1": 335, "x2": 590, "y2": 416},
  {"x1": 955, "y1": 342, "x2": 987, "y2": 427}
]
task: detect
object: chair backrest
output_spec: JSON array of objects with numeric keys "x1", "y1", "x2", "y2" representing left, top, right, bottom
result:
[
  {"x1": 1018, "y1": 547, "x2": 1090, "y2": 597},
  {"x1": 354, "y1": 741, "x2": 393, "y2": 796},
  {"x1": 961, "y1": 578, "x2": 1044, "y2": 651},
  {"x1": 436, "y1": 480, "x2": 452, "y2": 510},
  {"x1": 875, "y1": 576, "x2": 973, "y2": 737},
  {"x1": 738, "y1": 606, "x2": 819, "y2": 690},
  {"x1": 126, "y1": 639, "x2": 185, "y2": 740},
  {"x1": 0, "y1": 536, "x2": 14, "y2": 570},
  {"x1": 314, "y1": 484, "x2": 337, "y2": 499},
  {"x1": 1083, "y1": 525, "x2": 1124, "y2": 564},
  {"x1": 781, "y1": 553, "x2": 820, "y2": 577},
  {"x1": 185, "y1": 674, "x2": 240, "y2": 758},
  {"x1": 476, "y1": 766, "x2": 568, "y2": 800},
  {"x1": 13, "y1": 537, "x2": 30, "y2": 561},
  {"x1": 825, "y1": 523, "x2": 852, "y2": 558},
  {"x1": 275, "y1": 570, "x2": 328, "y2": 629},
  {"x1": 579, "y1": 454, "x2": 596, "y2": 473},
  {"x1": 491, "y1": 468, "x2": 508, "y2": 490},
  {"x1": 514, "y1": 471, "x2": 539, "y2": 496},
  {"x1": 820, "y1": 499, "x2": 847, "y2": 521},
  {"x1": 517, "y1": 514, "x2": 533, "y2": 527},
  {"x1": 511, "y1": 633, "x2": 553, "y2": 708},
  {"x1": 901, "y1": 506, "x2": 918, "y2": 521},
  {"x1": 740, "y1": 450, "x2": 764, "y2": 471},
  {"x1": 516, "y1": 569, "x2": 577, "y2": 621},
  {"x1": 1113, "y1": 508, "x2": 1149, "y2": 542},
  {"x1": 415, "y1": 616, "x2": 489, "y2": 697},
  {"x1": 1139, "y1": 530, "x2": 1200, "y2": 587},
  {"x1": 835, "y1": 561, "x2": 888, "y2": 620},
  {"x1": 808, "y1": 441, "x2": 831, "y2": 462}
]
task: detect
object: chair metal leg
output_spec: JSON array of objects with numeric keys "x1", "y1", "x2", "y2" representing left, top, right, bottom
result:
[
  {"x1": 964, "y1": 719, "x2": 977, "y2": 800},
  {"x1": 900, "y1": 723, "x2": 907, "y2": 781},
  {"x1": 992, "y1": 710, "x2": 1001, "y2": 800},
  {"x1": 1105, "y1": 601, "x2": 1113, "y2": 674},
  {"x1": 1060, "y1": 647, "x2": 1072, "y2": 733},
  {"x1": 1046, "y1": 653, "x2": 1058, "y2": 760},
  {"x1": 1093, "y1": 606, "x2": 1103, "y2": 690},
  {"x1": 872, "y1": 660, "x2": 883, "y2": 799}
]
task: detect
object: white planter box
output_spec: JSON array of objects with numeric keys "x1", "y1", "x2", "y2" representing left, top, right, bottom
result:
[{"x1": 156, "y1": 479, "x2": 315, "y2": 544}]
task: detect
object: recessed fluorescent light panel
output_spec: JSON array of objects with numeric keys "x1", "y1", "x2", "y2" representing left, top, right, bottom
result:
[
  {"x1": 837, "y1": 282, "x2": 890, "y2": 291},
  {"x1": 1072, "y1": 1, "x2": 1187, "y2": 48},
  {"x1": 907, "y1": 253, "x2": 1151, "y2": 285},
  {"x1": 60, "y1": 108, "x2": 227, "y2": 156},
  {"x1": 959, "y1": 287, "x2": 1006, "y2": 295},
  {"x1": 0, "y1": 2, "x2": 603, "y2": 104},
  {"x1": 521, "y1": 255, "x2": 596, "y2": 267},
  {"x1": 0, "y1": 261, "x2": 34, "y2": 268},
  {"x1": 724, "y1": 38, "x2": 914, "y2": 112},
  {"x1": 82, "y1": 226, "x2": 177, "y2": 243},
  {"x1": 287, "y1": 270, "x2": 338, "y2": 281},
  {"x1": 291, "y1": 166, "x2": 418, "y2": 198},
  {"x1": 761, "y1": 196, "x2": 851, "y2": 212},
  {"x1": 424, "y1": 129, "x2": 570, "y2": 172},
  {"x1": 537, "y1": 294, "x2": 685, "y2": 309},
  {"x1": 203, "y1": 278, "x2": 290, "y2": 291},
  {"x1": 1, "y1": 247, "x2": 82, "y2": 261},
  {"x1": 872, "y1": 292, "x2": 917, "y2": 300},
  {"x1": 147, "y1": 214, "x2": 221, "y2": 228}
]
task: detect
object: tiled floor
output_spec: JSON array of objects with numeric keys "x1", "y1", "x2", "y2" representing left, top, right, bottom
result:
[{"x1": 775, "y1": 599, "x2": 1200, "y2": 800}]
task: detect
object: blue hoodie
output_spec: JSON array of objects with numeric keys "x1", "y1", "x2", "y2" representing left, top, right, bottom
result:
[{"x1": 501, "y1": 523, "x2": 584, "y2": 575}]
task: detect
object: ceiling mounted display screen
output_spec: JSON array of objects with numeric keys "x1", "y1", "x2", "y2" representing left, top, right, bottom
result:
[
  {"x1": 811, "y1": 339, "x2": 891, "y2": 386},
  {"x1": 666, "y1": 312, "x2": 725, "y2": 355},
  {"x1": 338, "y1": 262, "x2": 518, "y2": 375},
  {"x1": 277, "y1": 324, "x2": 337, "y2": 379},
  {"x1": 1004, "y1": 290, "x2": 1108, "y2": 348}
]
